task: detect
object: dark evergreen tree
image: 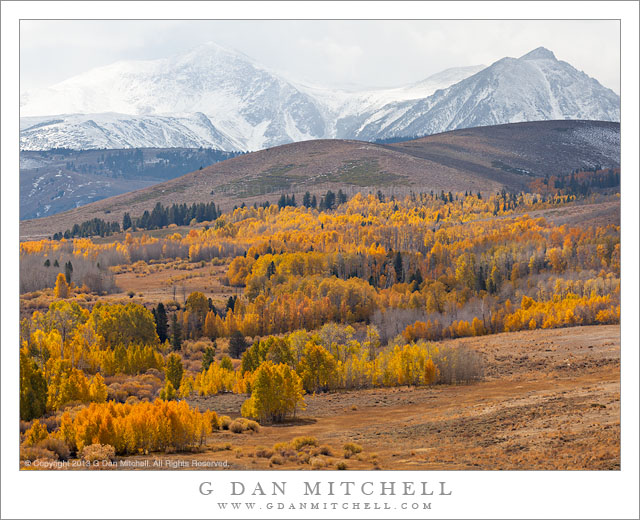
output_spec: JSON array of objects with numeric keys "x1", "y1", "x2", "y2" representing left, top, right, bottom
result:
[
  {"x1": 266, "y1": 261, "x2": 276, "y2": 278},
  {"x1": 171, "y1": 313, "x2": 182, "y2": 351},
  {"x1": 64, "y1": 261, "x2": 73, "y2": 284},
  {"x1": 202, "y1": 344, "x2": 216, "y2": 372},
  {"x1": 228, "y1": 331, "x2": 248, "y2": 359},
  {"x1": 394, "y1": 251, "x2": 404, "y2": 283},
  {"x1": 155, "y1": 303, "x2": 169, "y2": 343},
  {"x1": 409, "y1": 269, "x2": 423, "y2": 286},
  {"x1": 324, "y1": 190, "x2": 336, "y2": 210},
  {"x1": 122, "y1": 212, "x2": 132, "y2": 230}
]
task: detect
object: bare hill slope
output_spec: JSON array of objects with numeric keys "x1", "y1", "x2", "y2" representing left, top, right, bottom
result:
[{"x1": 20, "y1": 120, "x2": 619, "y2": 239}]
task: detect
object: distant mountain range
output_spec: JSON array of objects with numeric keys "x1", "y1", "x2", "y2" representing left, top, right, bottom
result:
[{"x1": 20, "y1": 44, "x2": 619, "y2": 151}]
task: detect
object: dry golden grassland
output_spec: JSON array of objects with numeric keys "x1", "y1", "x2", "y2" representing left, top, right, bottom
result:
[{"x1": 99, "y1": 325, "x2": 620, "y2": 471}]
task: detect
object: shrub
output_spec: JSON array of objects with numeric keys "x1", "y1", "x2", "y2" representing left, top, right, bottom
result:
[
  {"x1": 336, "y1": 461, "x2": 348, "y2": 470},
  {"x1": 272, "y1": 442, "x2": 290, "y2": 453},
  {"x1": 310, "y1": 457, "x2": 325, "y2": 469},
  {"x1": 298, "y1": 452, "x2": 311, "y2": 464},
  {"x1": 318, "y1": 445, "x2": 333, "y2": 456},
  {"x1": 80, "y1": 443, "x2": 116, "y2": 463},
  {"x1": 292, "y1": 436, "x2": 318, "y2": 450},
  {"x1": 220, "y1": 415, "x2": 232, "y2": 430},
  {"x1": 20, "y1": 446, "x2": 57, "y2": 461},
  {"x1": 343, "y1": 442, "x2": 363, "y2": 458},
  {"x1": 187, "y1": 340, "x2": 210, "y2": 356},
  {"x1": 255, "y1": 447, "x2": 274, "y2": 458},
  {"x1": 19, "y1": 421, "x2": 31, "y2": 434},
  {"x1": 205, "y1": 410, "x2": 220, "y2": 430},
  {"x1": 41, "y1": 416, "x2": 60, "y2": 433},
  {"x1": 210, "y1": 442, "x2": 233, "y2": 452},
  {"x1": 23, "y1": 420, "x2": 49, "y2": 446},
  {"x1": 245, "y1": 420, "x2": 261, "y2": 432},
  {"x1": 272, "y1": 442, "x2": 297, "y2": 458},
  {"x1": 270, "y1": 454, "x2": 284, "y2": 465},
  {"x1": 36, "y1": 437, "x2": 70, "y2": 461},
  {"x1": 229, "y1": 420, "x2": 247, "y2": 434}
]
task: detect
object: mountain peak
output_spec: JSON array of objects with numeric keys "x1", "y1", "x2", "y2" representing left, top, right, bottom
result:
[{"x1": 520, "y1": 47, "x2": 557, "y2": 61}]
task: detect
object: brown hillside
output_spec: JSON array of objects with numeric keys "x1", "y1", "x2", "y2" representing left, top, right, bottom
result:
[{"x1": 20, "y1": 120, "x2": 619, "y2": 239}]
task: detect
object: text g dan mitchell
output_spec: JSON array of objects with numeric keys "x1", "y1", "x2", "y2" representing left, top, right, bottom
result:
[{"x1": 199, "y1": 480, "x2": 452, "y2": 497}]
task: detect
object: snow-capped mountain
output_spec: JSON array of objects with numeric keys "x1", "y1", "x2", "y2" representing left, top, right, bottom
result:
[
  {"x1": 19, "y1": 112, "x2": 243, "y2": 151},
  {"x1": 20, "y1": 44, "x2": 619, "y2": 151},
  {"x1": 21, "y1": 42, "x2": 327, "y2": 151},
  {"x1": 298, "y1": 65, "x2": 486, "y2": 136},
  {"x1": 351, "y1": 47, "x2": 620, "y2": 141}
]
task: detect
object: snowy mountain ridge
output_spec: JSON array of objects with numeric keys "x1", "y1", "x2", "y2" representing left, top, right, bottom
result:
[{"x1": 20, "y1": 44, "x2": 620, "y2": 151}]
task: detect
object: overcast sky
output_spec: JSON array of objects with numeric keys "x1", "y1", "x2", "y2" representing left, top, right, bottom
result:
[{"x1": 20, "y1": 20, "x2": 620, "y2": 93}]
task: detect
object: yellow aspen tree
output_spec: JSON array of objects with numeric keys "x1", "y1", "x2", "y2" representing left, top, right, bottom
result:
[
  {"x1": 54, "y1": 272, "x2": 69, "y2": 298},
  {"x1": 89, "y1": 373, "x2": 108, "y2": 403}
]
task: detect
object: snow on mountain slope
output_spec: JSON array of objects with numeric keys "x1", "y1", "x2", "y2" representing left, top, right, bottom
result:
[
  {"x1": 20, "y1": 45, "x2": 620, "y2": 151},
  {"x1": 21, "y1": 42, "x2": 327, "y2": 150},
  {"x1": 353, "y1": 47, "x2": 620, "y2": 141},
  {"x1": 19, "y1": 112, "x2": 243, "y2": 151},
  {"x1": 296, "y1": 65, "x2": 485, "y2": 132}
]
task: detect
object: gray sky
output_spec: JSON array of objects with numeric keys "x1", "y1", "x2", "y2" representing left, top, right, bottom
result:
[{"x1": 20, "y1": 20, "x2": 620, "y2": 93}]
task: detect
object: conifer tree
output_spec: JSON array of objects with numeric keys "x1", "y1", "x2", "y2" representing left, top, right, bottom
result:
[
  {"x1": 229, "y1": 330, "x2": 248, "y2": 359},
  {"x1": 20, "y1": 349, "x2": 47, "y2": 421},
  {"x1": 165, "y1": 353, "x2": 184, "y2": 391},
  {"x1": 122, "y1": 212, "x2": 132, "y2": 230},
  {"x1": 394, "y1": 251, "x2": 404, "y2": 283},
  {"x1": 202, "y1": 345, "x2": 216, "y2": 372},
  {"x1": 154, "y1": 303, "x2": 169, "y2": 343},
  {"x1": 171, "y1": 313, "x2": 182, "y2": 351},
  {"x1": 64, "y1": 261, "x2": 73, "y2": 284}
]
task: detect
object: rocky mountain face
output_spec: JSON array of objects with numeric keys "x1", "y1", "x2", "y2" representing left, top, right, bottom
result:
[
  {"x1": 20, "y1": 45, "x2": 620, "y2": 151},
  {"x1": 351, "y1": 48, "x2": 620, "y2": 141}
]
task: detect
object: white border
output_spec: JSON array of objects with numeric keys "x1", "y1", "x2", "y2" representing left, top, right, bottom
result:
[{"x1": 2, "y1": 2, "x2": 638, "y2": 519}]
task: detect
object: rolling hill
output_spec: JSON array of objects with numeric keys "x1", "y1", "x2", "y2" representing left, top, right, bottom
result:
[
  {"x1": 19, "y1": 120, "x2": 620, "y2": 239},
  {"x1": 20, "y1": 147, "x2": 241, "y2": 220}
]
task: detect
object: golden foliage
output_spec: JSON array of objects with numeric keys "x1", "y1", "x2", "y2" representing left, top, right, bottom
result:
[{"x1": 57, "y1": 400, "x2": 213, "y2": 454}]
